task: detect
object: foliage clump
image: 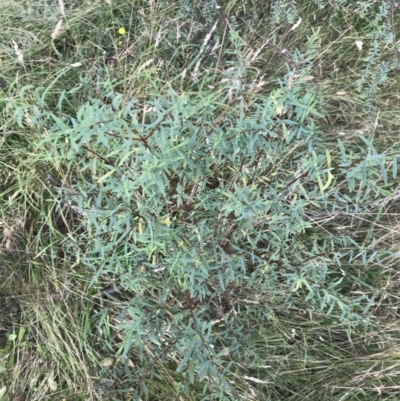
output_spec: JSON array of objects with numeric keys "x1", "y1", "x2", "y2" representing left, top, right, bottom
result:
[{"x1": 21, "y1": 68, "x2": 394, "y2": 398}]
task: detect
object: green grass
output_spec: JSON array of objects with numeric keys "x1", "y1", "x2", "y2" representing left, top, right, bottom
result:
[{"x1": 1, "y1": 0, "x2": 400, "y2": 400}]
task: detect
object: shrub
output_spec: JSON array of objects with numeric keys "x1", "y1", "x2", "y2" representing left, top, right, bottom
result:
[{"x1": 13, "y1": 67, "x2": 394, "y2": 399}]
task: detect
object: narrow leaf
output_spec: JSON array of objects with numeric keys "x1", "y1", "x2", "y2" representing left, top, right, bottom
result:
[
  {"x1": 360, "y1": 135, "x2": 377, "y2": 155},
  {"x1": 97, "y1": 169, "x2": 116, "y2": 183}
]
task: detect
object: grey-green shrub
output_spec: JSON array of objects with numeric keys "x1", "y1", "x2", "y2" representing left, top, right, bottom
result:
[{"x1": 15, "y1": 76, "x2": 393, "y2": 399}]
